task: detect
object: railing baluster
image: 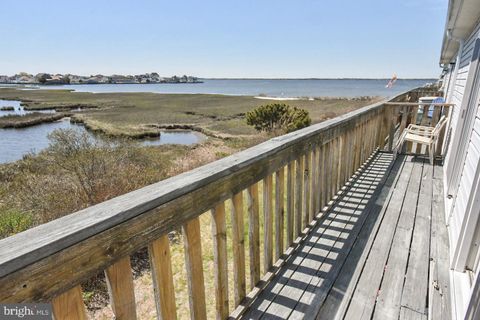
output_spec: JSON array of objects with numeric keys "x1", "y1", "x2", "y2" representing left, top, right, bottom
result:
[
  {"x1": 286, "y1": 162, "x2": 295, "y2": 246},
  {"x1": 149, "y1": 235, "x2": 177, "y2": 320},
  {"x1": 319, "y1": 143, "x2": 326, "y2": 211},
  {"x1": 211, "y1": 203, "x2": 229, "y2": 319},
  {"x1": 52, "y1": 286, "x2": 87, "y2": 320},
  {"x1": 399, "y1": 106, "x2": 408, "y2": 138},
  {"x1": 336, "y1": 136, "x2": 342, "y2": 193},
  {"x1": 340, "y1": 133, "x2": 348, "y2": 187},
  {"x1": 432, "y1": 105, "x2": 441, "y2": 125},
  {"x1": 330, "y1": 138, "x2": 338, "y2": 199},
  {"x1": 361, "y1": 121, "x2": 368, "y2": 163},
  {"x1": 421, "y1": 105, "x2": 430, "y2": 126},
  {"x1": 275, "y1": 167, "x2": 285, "y2": 260},
  {"x1": 313, "y1": 145, "x2": 322, "y2": 214},
  {"x1": 247, "y1": 183, "x2": 260, "y2": 289},
  {"x1": 338, "y1": 135, "x2": 345, "y2": 192},
  {"x1": 105, "y1": 256, "x2": 137, "y2": 320},
  {"x1": 183, "y1": 217, "x2": 207, "y2": 320},
  {"x1": 311, "y1": 147, "x2": 318, "y2": 215},
  {"x1": 325, "y1": 141, "x2": 332, "y2": 206},
  {"x1": 263, "y1": 175, "x2": 273, "y2": 271},
  {"x1": 231, "y1": 192, "x2": 246, "y2": 306},
  {"x1": 295, "y1": 156, "x2": 303, "y2": 236},
  {"x1": 354, "y1": 125, "x2": 360, "y2": 171},
  {"x1": 388, "y1": 107, "x2": 396, "y2": 151},
  {"x1": 303, "y1": 151, "x2": 311, "y2": 227}
]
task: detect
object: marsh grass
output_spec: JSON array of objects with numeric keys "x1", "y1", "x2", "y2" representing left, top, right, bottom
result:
[
  {"x1": 0, "y1": 112, "x2": 67, "y2": 128},
  {"x1": 0, "y1": 87, "x2": 382, "y2": 137}
]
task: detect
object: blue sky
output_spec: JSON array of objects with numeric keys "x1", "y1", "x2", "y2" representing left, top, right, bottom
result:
[{"x1": 1, "y1": 0, "x2": 447, "y2": 78}]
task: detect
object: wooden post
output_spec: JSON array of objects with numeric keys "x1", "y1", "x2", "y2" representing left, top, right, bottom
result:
[
  {"x1": 210, "y1": 203, "x2": 229, "y2": 319},
  {"x1": 263, "y1": 175, "x2": 273, "y2": 271},
  {"x1": 105, "y1": 257, "x2": 137, "y2": 320},
  {"x1": 182, "y1": 217, "x2": 207, "y2": 320},
  {"x1": 275, "y1": 168, "x2": 285, "y2": 260},
  {"x1": 247, "y1": 183, "x2": 260, "y2": 289},
  {"x1": 231, "y1": 192, "x2": 246, "y2": 306},
  {"x1": 52, "y1": 286, "x2": 87, "y2": 320},
  {"x1": 149, "y1": 235, "x2": 177, "y2": 320},
  {"x1": 286, "y1": 162, "x2": 295, "y2": 247}
]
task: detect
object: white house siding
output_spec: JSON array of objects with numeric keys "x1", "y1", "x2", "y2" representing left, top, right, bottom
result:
[
  {"x1": 441, "y1": 20, "x2": 480, "y2": 319},
  {"x1": 444, "y1": 16, "x2": 480, "y2": 258},
  {"x1": 446, "y1": 22, "x2": 480, "y2": 164},
  {"x1": 449, "y1": 101, "x2": 480, "y2": 251}
]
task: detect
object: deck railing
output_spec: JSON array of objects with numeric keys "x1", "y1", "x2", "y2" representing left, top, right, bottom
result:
[
  {"x1": 385, "y1": 100, "x2": 453, "y2": 156},
  {"x1": 0, "y1": 88, "x2": 449, "y2": 319}
]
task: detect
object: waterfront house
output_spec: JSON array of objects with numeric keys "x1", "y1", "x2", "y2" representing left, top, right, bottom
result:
[{"x1": 0, "y1": 0, "x2": 479, "y2": 319}]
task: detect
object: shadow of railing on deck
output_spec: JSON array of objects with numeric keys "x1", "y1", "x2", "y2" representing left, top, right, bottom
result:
[{"x1": 242, "y1": 152, "x2": 399, "y2": 319}]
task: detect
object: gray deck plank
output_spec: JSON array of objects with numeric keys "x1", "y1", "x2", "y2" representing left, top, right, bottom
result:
[
  {"x1": 316, "y1": 156, "x2": 406, "y2": 320},
  {"x1": 241, "y1": 157, "x2": 384, "y2": 319},
  {"x1": 258, "y1": 155, "x2": 390, "y2": 319},
  {"x1": 429, "y1": 165, "x2": 452, "y2": 320},
  {"x1": 238, "y1": 155, "x2": 450, "y2": 320},
  {"x1": 400, "y1": 307, "x2": 428, "y2": 320},
  {"x1": 372, "y1": 160, "x2": 425, "y2": 320},
  {"x1": 296, "y1": 158, "x2": 396, "y2": 319},
  {"x1": 400, "y1": 161, "x2": 433, "y2": 316},
  {"x1": 343, "y1": 157, "x2": 416, "y2": 320}
]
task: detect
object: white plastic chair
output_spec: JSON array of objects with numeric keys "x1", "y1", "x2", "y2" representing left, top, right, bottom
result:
[{"x1": 396, "y1": 115, "x2": 447, "y2": 164}]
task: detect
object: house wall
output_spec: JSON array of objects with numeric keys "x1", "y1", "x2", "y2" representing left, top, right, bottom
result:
[
  {"x1": 443, "y1": 20, "x2": 480, "y2": 320},
  {"x1": 445, "y1": 21, "x2": 480, "y2": 249}
]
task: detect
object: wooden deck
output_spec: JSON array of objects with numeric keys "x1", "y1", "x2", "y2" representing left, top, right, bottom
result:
[{"x1": 240, "y1": 152, "x2": 451, "y2": 320}]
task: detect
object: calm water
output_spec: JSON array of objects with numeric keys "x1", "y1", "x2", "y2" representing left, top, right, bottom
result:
[
  {"x1": 37, "y1": 79, "x2": 434, "y2": 98},
  {"x1": 0, "y1": 100, "x2": 55, "y2": 117},
  {"x1": 1, "y1": 79, "x2": 434, "y2": 163},
  {"x1": 0, "y1": 118, "x2": 75, "y2": 163},
  {"x1": 0, "y1": 99, "x2": 206, "y2": 163}
]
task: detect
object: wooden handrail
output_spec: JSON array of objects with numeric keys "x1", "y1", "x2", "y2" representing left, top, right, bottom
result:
[
  {"x1": 384, "y1": 102, "x2": 454, "y2": 106},
  {"x1": 0, "y1": 87, "x2": 436, "y2": 319}
]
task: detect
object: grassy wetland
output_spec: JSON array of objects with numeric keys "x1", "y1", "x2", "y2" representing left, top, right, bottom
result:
[
  {"x1": 0, "y1": 87, "x2": 382, "y2": 138},
  {"x1": 0, "y1": 86, "x2": 383, "y2": 318}
]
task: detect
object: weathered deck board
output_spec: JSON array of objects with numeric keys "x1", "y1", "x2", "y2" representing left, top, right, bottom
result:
[
  {"x1": 400, "y1": 162, "x2": 433, "y2": 316},
  {"x1": 372, "y1": 160, "x2": 424, "y2": 320},
  {"x1": 239, "y1": 153, "x2": 450, "y2": 320},
  {"x1": 241, "y1": 153, "x2": 394, "y2": 319},
  {"x1": 429, "y1": 165, "x2": 451, "y2": 320},
  {"x1": 265, "y1": 157, "x2": 389, "y2": 318},
  {"x1": 316, "y1": 156, "x2": 406, "y2": 320},
  {"x1": 343, "y1": 158, "x2": 415, "y2": 320}
]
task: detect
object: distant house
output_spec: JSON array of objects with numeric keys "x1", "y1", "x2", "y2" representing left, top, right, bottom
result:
[{"x1": 16, "y1": 76, "x2": 34, "y2": 83}]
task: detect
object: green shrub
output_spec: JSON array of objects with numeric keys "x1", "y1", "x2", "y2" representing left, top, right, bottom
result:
[
  {"x1": 0, "y1": 208, "x2": 33, "y2": 239},
  {"x1": 245, "y1": 103, "x2": 311, "y2": 134}
]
